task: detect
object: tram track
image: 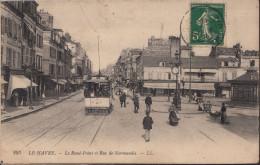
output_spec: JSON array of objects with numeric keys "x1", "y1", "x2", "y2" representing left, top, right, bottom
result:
[
  {"x1": 3, "y1": 95, "x2": 82, "y2": 141},
  {"x1": 22, "y1": 108, "x2": 85, "y2": 148},
  {"x1": 89, "y1": 115, "x2": 107, "y2": 147}
]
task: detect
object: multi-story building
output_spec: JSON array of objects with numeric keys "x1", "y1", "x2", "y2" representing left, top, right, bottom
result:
[
  {"x1": 210, "y1": 45, "x2": 246, "y2": 98},
  {"x1": 241, "y1": 50, "x2": 259, "y2": 72},
  {"x1": 1, "y1": 1, "x2": 23, "y2": 103},
  {"x1": 39, "y1": 10, "x2": 68, "y2": 96},
  {"x1": 1, "y1": 1, "x2": 45, "y2": 106}
]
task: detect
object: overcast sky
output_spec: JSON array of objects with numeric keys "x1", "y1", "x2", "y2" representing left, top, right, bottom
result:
[{"x1": 37, "y1": 0, "x2": 259, "y2": 72}]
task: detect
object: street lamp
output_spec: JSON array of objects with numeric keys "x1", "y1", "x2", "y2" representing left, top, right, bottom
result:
[
  {"x1": 169, "y1": 50, "x2": 182, "y2": 111},
  {"x1": 22, "y1": 64, "x2": 35, "y2": 109}
]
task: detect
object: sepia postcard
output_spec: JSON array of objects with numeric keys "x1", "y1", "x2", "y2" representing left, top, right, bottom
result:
[{"x1": 0, "y1": 0, "x2": 259, "y2": 164}]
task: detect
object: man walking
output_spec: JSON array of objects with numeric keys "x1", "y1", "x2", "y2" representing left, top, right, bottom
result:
[
  {"x1": 145, "y1": 94, "x2": 152, "y2": 112},
  {"x1": 120, "y1": 92, "x2": 126, "y2": 107},
  {"x1": 143, "y1": 111, "x2": 153, "y2": 142},
  {"x1": 132, "y1": 94, "x2": 139, "y2": 113}
]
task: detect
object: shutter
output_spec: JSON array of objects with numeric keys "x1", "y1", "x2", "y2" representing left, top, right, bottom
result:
[
  {"x1": 1, "y1": 16, "x2": 4, "y2": 34},
  {"x1": 5, "y1": 18, "x2": 8, "y2": 35}
]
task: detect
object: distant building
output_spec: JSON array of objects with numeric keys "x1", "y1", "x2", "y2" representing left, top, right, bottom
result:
[{"x1": 241, "y1": 50, "x2": 259, "y2": 72}]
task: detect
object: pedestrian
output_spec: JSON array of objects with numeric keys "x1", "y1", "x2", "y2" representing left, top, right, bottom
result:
[
  {"x1": 142, "y1": 111, "x2": 153, "y2": 142},
  {"x1": 42, "y1": 92, "x2": 46, "y2": 107},
  {"x1": 220, "y1": 103, "x2": 230, "y2": 125},
  {"x1": 120, "y1": 92, "x2": 126, "y2": 107},
  {"x1": 168, "y1": 104, "x2": 179, "y2": 126},
  {"x1": 145, "y1": 94, "x2": 152, "y2": 112},
  {"x1": 132, "y1": 94, "x2": 139, "y2": 113},
  {"x1": 122, "y1": 92, "x2": 126, "y2": 107}
]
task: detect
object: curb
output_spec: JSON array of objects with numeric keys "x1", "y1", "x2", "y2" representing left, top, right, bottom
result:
[{"x1": 1, "y1": 91, "x2": 82, "y2": 123}]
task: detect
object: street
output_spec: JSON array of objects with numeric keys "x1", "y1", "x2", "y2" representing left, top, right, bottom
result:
[{"x1": 1, "y1": 90, "x2": 259, "y2": 163}]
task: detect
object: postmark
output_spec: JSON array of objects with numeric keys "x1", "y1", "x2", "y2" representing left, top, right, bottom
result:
[{"x1": 190, "y1": 3, "x2": 225, "y2": 46}]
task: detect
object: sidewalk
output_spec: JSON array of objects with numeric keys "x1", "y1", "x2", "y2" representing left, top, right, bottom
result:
[{"x1": 1, "y1": 90, "x2": 82, "y2": 123}]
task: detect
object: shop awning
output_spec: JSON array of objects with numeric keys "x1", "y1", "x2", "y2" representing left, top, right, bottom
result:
[
  {"x1": 7, "y1": 75, "x2": 38, "y2": 100},
  {"x1": 143, "y1": 82, "x2": 183, "y2": 89},
  {"x1": 184, "y1": 83, "x2": 215, "y2": 91},
  {"x1": 68, "y1": 79, "x2": 76, "y2": 84},
  {"x1": 1, "y1": 78, "x2": 8, "y2": 84},
  {"x1": 51, "y1": 79, "x2": 66, "y2": 85},
  {"x1": 75, "y1": 79, "x2": 83, "y2": 84},
  {"x1": 60, "y1": 79, "x2": 68, "y2": 84}
]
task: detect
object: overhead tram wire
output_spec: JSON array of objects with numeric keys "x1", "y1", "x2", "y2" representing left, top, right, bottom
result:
[{"x1": 75, "y1": 1, "x2": 98, "y2": 35}]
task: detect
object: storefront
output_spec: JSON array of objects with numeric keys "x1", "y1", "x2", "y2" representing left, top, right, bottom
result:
[{"x1": 7, "y1": 74, "x2": 38, "y2": 107}]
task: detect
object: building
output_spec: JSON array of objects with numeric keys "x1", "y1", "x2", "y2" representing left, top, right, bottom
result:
[
  {"x1": 144, "y1": 36, "x2": 190, "y2": 58},
  {"x1": 210, "y1": 45, "x2": 246, "y2": 98},
  {"x1": 136, "y1": 56, "x2": 182, "y2": 96},
  {"x1": 241, "y1": 50, "x2": 259, "y2": 72},
  {"x1": 228, "y1": 69, "x2": 259, "y2": 104},
  {"x1": 182, "y1": 57, "x2": 219, "y2": 96},
  {"x1": 1, "y1": 1, "x2": 45, "y2": 107},
  {"x1": 39, "y1": 10, "x2": 69, "y2": 96}
]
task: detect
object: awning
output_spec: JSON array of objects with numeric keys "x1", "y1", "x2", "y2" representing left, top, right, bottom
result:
[
  {"x1": 60, "y1": 79, "x2": 68, "y2": 84},
  {"x1": 218, "y1": 82, "x2": 231, "y2": 88},
  {"x1": 7, "y1": 75, "x2": 38, "y2": 100},
  {"x1": 1, "y1": 78, "x2": 8, "y2": 84},
  {"x1": 184, "y1": 83, "x2": 215, "y2": 91},
  {"x1": 51, "y1": 79, "x2": 66, "y2": 85},
  {"x1": 143, "y1": 82, "x2": 183, "y2": 89},
  {"x1": 75, "y1": 79, "x2": 83, "y2": 84},
  {"x1": 68, "y1": 79, "x2": 76, "y2": 84}
]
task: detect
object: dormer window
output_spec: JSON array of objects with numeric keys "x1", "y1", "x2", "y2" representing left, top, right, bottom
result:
[{"x1": 159, "y1": 62, "x2": 165, "y2": 67}]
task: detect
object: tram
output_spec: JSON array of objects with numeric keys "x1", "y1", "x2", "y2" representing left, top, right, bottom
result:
[{"x1": 83, "y1": 76, "x2": 113, "y2": 115}]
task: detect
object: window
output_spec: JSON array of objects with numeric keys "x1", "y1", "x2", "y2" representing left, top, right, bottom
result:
[
  {"x1": 1, "y1": 45, "x2": 3, "y2": 64},
  {"x1": 49, "y1": 64, "x2": 55, "y2": 75},
  {"x1": 17, "y1": 52, "x2": 21, "y2": 68},
  {"x1": 8, "y1": 19, "x2": 12, "y2": 37},
  {"x1": 12, "y1": 50, "x2": 16, "y2": 67},
  {"x1": 13, "y1": 22, "x2": 17, "y2": 39},
  {"x1": 157, "y1": 73, "x2": 161, "y2": 79},
  {"x1": 50, "y1": 47, "x2": 56, "y2": 58},
  {"x1": 4, "y1": 18, "x2": 8, "y2": 34},
  {"x1": 250, "y1": 60, "x2": 255, "y2": 66},
  {"x1": 168, "y1": 73, "x2": 171, "y2": 80},
  {"x1": 7, "y1": 47, "x2": 12, "y2": 66},
  {"x1": 224, "y1": 61, "x2": 228, "y2": 67},
  {"x1": 159, "y1": 62, "x2": 165, "y2": 67},
  {"x1": 1, "y1": 16, "x2": 4, "y2": 34},
  {"x1": 232, "y1": 72, "x2": 237, "y2": 79},
  {"x1": 25, "y1": 47, "x2": 30, "y2": 64},
  {"x1": 148, "y1": 72, "x2": 153, "y2": 79},
  {"x1": 222, "y1": 72, "x2": 227, "y2": 81}
]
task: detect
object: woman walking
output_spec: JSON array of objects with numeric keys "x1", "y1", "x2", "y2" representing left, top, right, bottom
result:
[
  {"x1": 168, "y1": 104, "x2": 179, "y2": 126},
  {"x1": 220, "y1": 103, "x2": 230, "y2": 125}
]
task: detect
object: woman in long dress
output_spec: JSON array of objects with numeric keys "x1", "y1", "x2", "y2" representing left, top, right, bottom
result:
[
  {"x1": 168, "y1": 104, "x2": 179, "y2": 126},
  {"x1": 220, "y1": 103, "x2": 230, "y2": 124}
]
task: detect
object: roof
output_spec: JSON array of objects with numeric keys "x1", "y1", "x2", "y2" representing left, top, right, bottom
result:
[
  {"x1": 216, "y1": 57, "x2": 239, "y2": 62},
  {"x1": 142, "y1": 56, "x2": 219, "y2": 69},
  {"x1": 228, "y1": 70, "x2": 258, "y2": 83},
  {"x1": 142, "y1": 56, "x2": 176, "y2": 67},
  {"x1": 216, "y1": 47, "x2": 237, "y2": 56},
  {"x1": 182, "y1": 57, "x2": 219, "y2": 69},
  {"x1": 243, "y1": 50, "x2": 259, "y2": 56}
]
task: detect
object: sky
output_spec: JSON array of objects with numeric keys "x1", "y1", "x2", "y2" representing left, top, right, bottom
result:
[{"x1": 37, "y1": 0, "x2": 259, "y2": 72}]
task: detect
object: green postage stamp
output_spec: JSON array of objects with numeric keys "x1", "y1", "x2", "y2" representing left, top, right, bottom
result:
[{"x1": 190, "y1": 3, "x2": 225, "y2": 46}]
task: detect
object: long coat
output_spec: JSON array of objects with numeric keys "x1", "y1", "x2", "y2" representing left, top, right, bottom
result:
[
  {"x1": 145, "y1": 96, "x2": 152, "y2": 105},
  {"x1": 132, "y1": 96, "x2": 139, "y2": 105},
  {"x1": 143, "y1": 116, "x2": 153, "y2": 130}
]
